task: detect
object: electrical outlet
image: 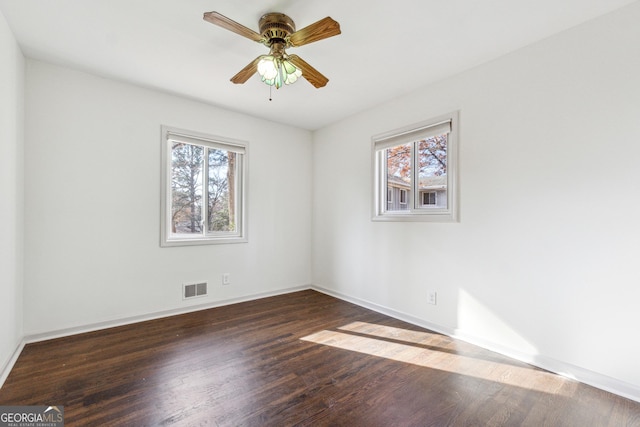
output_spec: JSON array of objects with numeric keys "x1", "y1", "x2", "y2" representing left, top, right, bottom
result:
[
  {"x1": 222, "y1": 273, "x2": 230, "y2": 285},
  {"x1": 427, "y1": 291, "x2": 437, "y2": 305}
]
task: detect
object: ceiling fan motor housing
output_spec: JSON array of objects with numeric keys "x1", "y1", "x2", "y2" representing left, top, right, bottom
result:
[{"x1": 259, "y1": 13, "x2": 296, "y2": 46}]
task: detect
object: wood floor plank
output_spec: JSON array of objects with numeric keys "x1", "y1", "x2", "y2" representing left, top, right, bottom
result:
[{"x1": 1, "y1": 290, "x2": 639, "y2": 426}]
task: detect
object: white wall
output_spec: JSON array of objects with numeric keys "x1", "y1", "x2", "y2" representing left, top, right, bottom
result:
[
  {"x1": 24, "y1": 60, "x2": 312, "y2": 335},
  {"x1": 0, "y1": 10, "x2": 24, "y2": 375},
  {"x1": 312, "y1": 2, "x2": 640, "y2": 398}
]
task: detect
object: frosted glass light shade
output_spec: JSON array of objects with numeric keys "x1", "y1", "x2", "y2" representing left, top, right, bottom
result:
[{"x1": 257, "y1": 55, "x2": 302, "y2": 89}]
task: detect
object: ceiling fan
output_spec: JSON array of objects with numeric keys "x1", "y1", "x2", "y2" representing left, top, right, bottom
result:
[{"x1": 203, "y1": 11, "x2": 341, "y2": 89}]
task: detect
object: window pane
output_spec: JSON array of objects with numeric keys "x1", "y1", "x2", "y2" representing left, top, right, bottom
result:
[
  {"x1": 386, "y1": 143, "x2": 411, "y2": 211},
  {"x1": 208, "y1": 149, "x2": 237, "y2": 233},
  {"x1": 418, "y1": 134, "x2": 447, "y2": 209},
  {"x1": 171, "y1": 142, "x2": 203, "y2": 234}
]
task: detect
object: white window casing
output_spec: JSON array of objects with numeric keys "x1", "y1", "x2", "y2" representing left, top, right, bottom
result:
[
  {"x1": 372, "y1": 111, "x2": 459, "y2": 222},
  {"x1": 161, "y1": 125, "x2": 248, "y2": 246}
]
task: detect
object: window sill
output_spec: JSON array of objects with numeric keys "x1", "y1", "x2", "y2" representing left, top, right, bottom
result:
[
  {"x1": 372, "y1": 211, "x2": 458, "y2": 223},
  {"x1": 161, "y1": 235, "x2": 248, "y2": 247}
]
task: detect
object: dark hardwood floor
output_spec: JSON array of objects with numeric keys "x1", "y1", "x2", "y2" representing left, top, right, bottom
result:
[{"x1": 1, "y1": 290, "x2": 639, "y2": 426}]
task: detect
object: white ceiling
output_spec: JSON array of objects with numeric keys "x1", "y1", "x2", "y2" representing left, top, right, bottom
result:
[{"x1": 0, "y1": 0, "x2": 636, "y2": 130}]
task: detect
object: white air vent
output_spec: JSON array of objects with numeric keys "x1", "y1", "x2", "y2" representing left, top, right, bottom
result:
[{"x1": 183, "y1": 282, "x2": 208, "y2": 299}]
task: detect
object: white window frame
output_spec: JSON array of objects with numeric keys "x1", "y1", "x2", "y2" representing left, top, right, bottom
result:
[
  {"x1": 161, "y1": 125, "x2": 248, "y2": 246},
  {"x1": 372, "y1": 111, "x2": 459, "y2": 222}
]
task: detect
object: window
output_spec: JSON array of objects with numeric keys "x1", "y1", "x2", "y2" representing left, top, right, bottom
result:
[
  {"x1": 161, "y1": 126, "x2": 247, "y2": 246},
  {"x1": 422, "y1": 191, "x2": 437, "y2": 206},
  {"x1": 372, "y1": 112, "x2": 458, "y2": 222},
  {"x1": 399, "y1": 189, "x2": 408, "y2": 207}
]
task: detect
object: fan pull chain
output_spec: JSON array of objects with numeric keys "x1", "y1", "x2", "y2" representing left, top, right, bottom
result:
[{"x1": 269, "y1": 84, "x2": 273, "y2": 101}]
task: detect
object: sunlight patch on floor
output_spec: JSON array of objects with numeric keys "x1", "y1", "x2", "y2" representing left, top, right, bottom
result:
[
  {"x1": 338, "y1": 321, "x2": 442, "y2": 345},
  {"x1": 302, "y1": 323, "x2": 575, "y2": 396}
]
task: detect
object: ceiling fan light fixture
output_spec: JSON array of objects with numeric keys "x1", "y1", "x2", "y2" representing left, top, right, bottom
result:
[
  {"x1": 283, "y1": 59, "x2": 302, "y2": 84},
  {"x1": 257, "y1": 55, "x2": 302, "y2": 89},
  {"x1": 204, "y1": 11, "x2": 340, "y2": 89},
  {"x1": 257, "y1": 56, "x2": 278, "y2": 79}
]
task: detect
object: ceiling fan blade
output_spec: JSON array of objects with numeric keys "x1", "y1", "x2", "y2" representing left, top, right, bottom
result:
[
  {"x1": 288, "y1": 55, "x2": 329, "y2": 88},
  {"x1": 230, "y1": 56, "x2": 264, "y2": 84},
  {"x1": 288, "y1": 17, "x2": 341, "y2": 47},
  {"x1": 203, "y1": 11, "x2": 263, "y2": 43}
]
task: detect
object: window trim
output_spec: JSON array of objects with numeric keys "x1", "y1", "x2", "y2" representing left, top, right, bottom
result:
[
  {"x1": 160, "y1": 125, "x2": 248, "y2": 247},
  {"x1": 372, "y1": 111, "x2": 459, "y2": 222}
]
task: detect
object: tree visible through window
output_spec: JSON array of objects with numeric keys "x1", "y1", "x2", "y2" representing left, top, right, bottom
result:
[
  {"x1": 171, "y1": 142, "x2": 203, "y2": 233},
  {"x1": 385, "y1": 135, "x2": 447, "y2": 211},
  {"x1": 161, "y1": 127, "x2": 247, "y2": 246},
  {"x1": 170, "y1": 144, "x2": 237, "y2": 234}
]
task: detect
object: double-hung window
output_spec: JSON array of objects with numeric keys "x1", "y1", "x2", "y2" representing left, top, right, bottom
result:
[
  {"x1": 372, "y1": 112, "x2": 458, "y2": 222},
  {"x1": 161, "y1": 126, "x2": 247, "y2": 246}
]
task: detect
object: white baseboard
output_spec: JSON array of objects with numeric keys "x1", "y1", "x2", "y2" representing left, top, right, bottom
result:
[
  {"x1": 23, "y1": 285, "x2": 310, "y2": 344},
  {"x1": 0, "y1": 339, "x2": 25, "y2": 390},
  {"x1": 311, "y1": 285, "x2": 640, "y2": 403}
]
